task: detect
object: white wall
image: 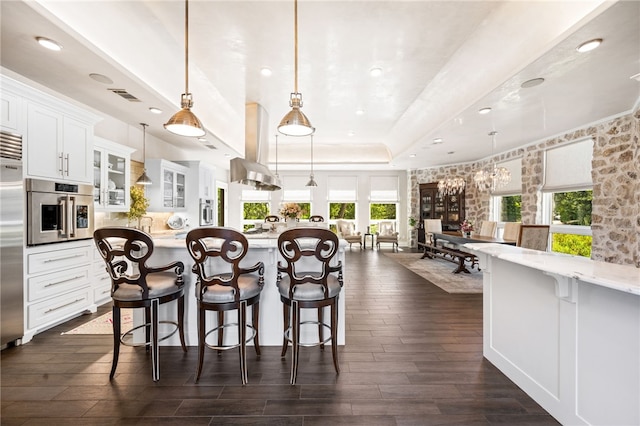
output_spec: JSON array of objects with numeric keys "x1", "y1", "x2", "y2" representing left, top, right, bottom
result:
[{"x1": 228, "y1": 169, "x2": 410, "y2": 245}]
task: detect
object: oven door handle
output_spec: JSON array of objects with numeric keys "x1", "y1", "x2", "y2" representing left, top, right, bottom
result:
[
  {"x1": 68, "y1": 196, "x2": 76, "y2": 238},
  {"x1": 58, "y1": 197, "x2": 67, "y2": 238}
]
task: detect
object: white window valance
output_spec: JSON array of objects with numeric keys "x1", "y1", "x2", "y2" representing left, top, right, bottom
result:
[
  {"x1": 543, "y1": 138, "x2": 593, "y2": 191},
  {"x1": 282, "y1": 175, "x2": 311, "y2": 201},
  {"x1": 370, "y1": 176, "x2": 399, "y2": 201},
  {"x1": 491, "y1": 157, "x2": 522, "y2": 196},
  {"x1": 241, "y1": 189, "x2": 270, "y2": 201},
  {"x1": 328, "y1": 176, "x2": 357, "y2": 201}
]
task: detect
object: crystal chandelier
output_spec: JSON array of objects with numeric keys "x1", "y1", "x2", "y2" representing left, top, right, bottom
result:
[
  {"x1": 437, "y1": 177, "x2": 465, "y2": 196},
  {"x1": 474, "y1": 131, "x2": 511, "y2": 192}
]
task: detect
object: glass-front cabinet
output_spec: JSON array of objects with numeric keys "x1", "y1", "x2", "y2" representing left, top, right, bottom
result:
[
  {"x1": 93, "y1": 137, "x2": 134, "y2": 212},
  {"x1": 146, "y1": 159, "x2": 189, "y2": 211},
  {"x1": 418, "y1": 182, "x2": 465, "y2": 243}
]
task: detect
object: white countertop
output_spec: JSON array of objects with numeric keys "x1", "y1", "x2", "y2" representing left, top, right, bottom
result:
[
  {"x1": 153, "y1": 232, "x2": 347, "y2": 250},
  {"x1": 464, "y1": 243, "x2": 640, "y2": 296}
]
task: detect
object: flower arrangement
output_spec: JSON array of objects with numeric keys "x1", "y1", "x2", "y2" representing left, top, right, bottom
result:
[
  {"x1": 460, "y1": 219, "x2": 474, "y2": 233},
  {"x1": 127, "y1": 186, "x2": 149, "y2": 222},
  {"x1": 279, "y1": 202, "x2": 302, "y2": 219}
]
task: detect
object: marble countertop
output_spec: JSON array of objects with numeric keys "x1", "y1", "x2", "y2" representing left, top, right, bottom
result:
[
  {"x1": 463, "y1": 243, "x2": 640, "y2": 296},
  {"x1": 153, "y1": 232, "x2": 347, "y2": 250}
]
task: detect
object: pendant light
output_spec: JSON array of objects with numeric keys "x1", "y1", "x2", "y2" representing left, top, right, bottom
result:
[
  {"x1": 473, "y1": 131, "x2": 511, "y2": 192},
  {"x1": 278, "y1": 0, "x2": 315, "y2": 137},
  {"x1": 136, "y1": 123, "x2": 152, "y2": 185},
  {"x1": 305, "y1": 134, "x2": 317, "y2": 187},
  {"x1": 164, "y1": 0, "x2": 205, "y2": 137}
]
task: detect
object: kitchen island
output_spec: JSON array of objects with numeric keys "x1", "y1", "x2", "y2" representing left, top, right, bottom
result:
[
  {"x1": 464, "y1": 243, "x2": 640, "y2": 426},
  {"x1": 150, "y1": 232, "x2": 346, "y2": 347}
]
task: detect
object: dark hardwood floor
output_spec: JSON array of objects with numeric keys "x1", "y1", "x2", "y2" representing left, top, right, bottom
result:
[{"x1": 1, "y1": 248, "x2": 559, "y2": 425}]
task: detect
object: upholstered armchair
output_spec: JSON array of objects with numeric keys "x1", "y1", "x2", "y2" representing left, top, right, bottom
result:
[
  {"x1": 335, "y1": 219, "x2": 362, "y2": 249},
  {"x1": 473, "y1": 220, "x2": 497, "y2": 238},
  {"x1": 375, "y1": 221, "x2": 398, "y2": 251}
]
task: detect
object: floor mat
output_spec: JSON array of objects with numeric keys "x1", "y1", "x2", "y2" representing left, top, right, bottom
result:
[
  {"x1": 383, "y1": 252, "x2": 483, "y2": 293},
  {"x1": 62, "y1": 309, "x2": 133, "y2": 335}
]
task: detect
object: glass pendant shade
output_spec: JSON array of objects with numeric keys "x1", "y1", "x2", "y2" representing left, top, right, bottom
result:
[
  {"x1": 164, "y1": 94, "x2": 205, "y2": 137},
  {"x1": 279, "y1": 93, "x2": 314, "y2": 136},
  {"x1": 306, "y1": 174, "x2": 318, "y2": 187},
  {"x1": 473, "y1": 130, "x2": 511, "y2": 193}
]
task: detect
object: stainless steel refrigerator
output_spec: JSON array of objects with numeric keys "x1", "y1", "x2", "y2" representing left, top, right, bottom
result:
[{"x1": 1, "y1": 130, "x2": 24, "y2": 348}]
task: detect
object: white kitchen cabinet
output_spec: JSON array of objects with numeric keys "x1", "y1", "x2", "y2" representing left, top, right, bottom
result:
[
  {"x1": 26, "y1": 102, "x2": 93, "y2": 183},
  {"x1": 92, "y1": 246, "x2": 111, "y2": 306},
  {"x1": 93, "y1": 137, "x2": 135, "y2": 212},
  {"x1": 1, "y1": 89, "x2": 22, "y2": 133},
  {"x1": 23, "y1": 241, "x2": 96, "y2": 343},
  {"x1": 146, "y1": 159, "x2": 189, "y2": 211}
]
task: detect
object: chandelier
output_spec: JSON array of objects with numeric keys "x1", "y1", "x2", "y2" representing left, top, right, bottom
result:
[
  {"x1": 474, "y1": 131, "x2": 511, "y2": 192},
  {"x1": 437, "y1": 177, "x2": 465, "y2": 196}
]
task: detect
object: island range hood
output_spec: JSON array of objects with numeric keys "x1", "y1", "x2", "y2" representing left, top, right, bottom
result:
[{"x1": 230, "y1": 103, "x2": 281, "y2": 191}]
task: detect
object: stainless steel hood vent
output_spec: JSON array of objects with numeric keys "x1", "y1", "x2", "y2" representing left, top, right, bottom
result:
[{"x1": 230, "y1": 103, "x2": 281, "y2": 191}]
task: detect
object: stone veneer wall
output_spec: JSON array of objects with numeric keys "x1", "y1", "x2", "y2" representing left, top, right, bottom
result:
[{"x1": 409, "y1": 109, "x2": 639, "y2": 267}]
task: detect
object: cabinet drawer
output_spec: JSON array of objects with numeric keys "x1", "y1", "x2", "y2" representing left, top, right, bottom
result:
[
  {"x1": 28, "y1": 245, "x2": 92, "y2": 275},
  {"x1": 27, "y1": 287, "x2": 91, "y2": 330},
  {"x1": 94, "y1": 285, "x2": 111, "y2": 306},
  {"x1": 27, "y1": 265, "x2": 90, "y2": 302}
]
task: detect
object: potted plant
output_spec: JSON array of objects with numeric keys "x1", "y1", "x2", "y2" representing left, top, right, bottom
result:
[{"x1": 127, "y1": 185, "x2": 150, "y2": 229}]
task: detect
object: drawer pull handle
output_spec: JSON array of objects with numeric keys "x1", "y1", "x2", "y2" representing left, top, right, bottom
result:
[
  {"x1": 43, "y1": 254, "x2": 84, "y2": 263},
  {"x1": 44, "y1": 298, "x2": 84, "y2": 314},
  {"x1": 100, "y1": 276, "x2": 110, "y2": 281},
  {"x1": 44, "y1": 275, "x2": 85, "y2": 287}
]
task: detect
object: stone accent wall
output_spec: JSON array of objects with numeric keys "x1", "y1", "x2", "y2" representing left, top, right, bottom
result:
[{"x1": 409, "y1": 109, "x2": 639, "y2": 267}]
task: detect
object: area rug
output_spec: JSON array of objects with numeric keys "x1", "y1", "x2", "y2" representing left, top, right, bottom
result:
[
  {"x1": 62, "y1": 309, "x2": 133, "y2": 335},
  {"x1": 383, "y1": 252, "x2": 483, "y2": 294}
]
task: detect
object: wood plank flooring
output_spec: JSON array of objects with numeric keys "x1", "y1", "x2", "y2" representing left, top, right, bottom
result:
[{"x1": 1, "y1": 248, "x2": 559, "y2": 425}]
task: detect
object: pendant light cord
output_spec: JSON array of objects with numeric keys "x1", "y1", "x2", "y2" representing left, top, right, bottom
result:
[
  {"x1": 141, "y1": 123, "x2": 148, "y2": 162},
  {"x1": 275, "y1": 134, "x2": 279, "y2": 177},
  {"x1": 294, "y1": 0, "x2": 298, "y2": 93},
  {"x1": 184, "y1": 0, "x2": 190, "y2": 94},
  {"x1": 310, "y1": 134, "x2": 314, "y2": 175}
]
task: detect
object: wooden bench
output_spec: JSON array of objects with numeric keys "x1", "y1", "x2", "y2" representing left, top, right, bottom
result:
[{"x1": 417, "y1": 242, "x2": 478, "y2": 274}]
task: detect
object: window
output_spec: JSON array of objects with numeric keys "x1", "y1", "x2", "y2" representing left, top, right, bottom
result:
[
  {"x1": 294, "y1": 202, "x2": 311, "y2": 220},
  {"x1": 496, "y1": 195, "x2": 522, "y2": 222},
  {"x1": 328, "y1": 176, "x2": 358, "y2": 232},
  {"x1": 242, "y1": 202, "x2": 269, "y2": 231},
  {"x1": 542, "y1": 139, "x2": 593, "y2": 257},
  {"x1": 329, "y1": 202, "x2": 355, "y2": 233},
  {"x1": 369, "y1": 203, "x2": 397, "y2": 234},
  {"x1": 543, "y1": 190, "x2": 593, "y2": 257}
]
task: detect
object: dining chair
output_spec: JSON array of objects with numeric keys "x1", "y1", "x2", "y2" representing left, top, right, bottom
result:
[
  {"x1": 265, "y1": 215, "x2": 280, "y2": 223},
  {"x1": 309, "y1": 215, "x2": 324, "y2": 222},
  {"x1": 475, "y1": 220, "x2": 497, "y2": 238},
  {"x1": 185, "y1": 227, "x2": 265, "y2": 385},
  {"x1": 93, "y1": 227, "x2": 187, "y2": 382},
  {"x1": 502, "y1": 222, "x2": 522, "y2": 242},
  {"x1": 335, "y1": 219, "x2": 362, "y2": 249},
  {"x1": 276, "y1": 228, "x2": 344, "y2": 385},
  {"x1": 518, "y1": 225, "x2": 551, "y2": 251},
  {"x1": 376, "y1": 221, "x2": 399, "y2": 251},
  {"x1": 424, "y1": 219, "x2": 443, "y2": 246}
]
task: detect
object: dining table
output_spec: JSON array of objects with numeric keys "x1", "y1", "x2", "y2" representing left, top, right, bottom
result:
[{"x1": 420, "y1": 231, "x2": 517, "y2": 274}]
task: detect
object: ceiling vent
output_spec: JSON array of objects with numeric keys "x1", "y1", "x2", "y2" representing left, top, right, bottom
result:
[
  {"x1": 108, "y1": 88, "x2": 142, "y2": 102},
  {"x1": 204, "y1": 144, "x2": 217, "y2": 150}
]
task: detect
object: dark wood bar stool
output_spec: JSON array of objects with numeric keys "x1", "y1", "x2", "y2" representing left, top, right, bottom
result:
[
  {"x1": 93, "y1": 227, "x2": 186, "y2": 382},
  {"x1": 185, "y1": 227, "x2": 264, "y2": 385},
  {"x1": 276, "y1": 228, "x2": 343, "y2": 384}
]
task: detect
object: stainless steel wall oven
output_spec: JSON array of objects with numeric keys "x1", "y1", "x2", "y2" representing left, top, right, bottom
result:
[{"x1": 26, "y1": 178, "x2": 94, "y2": 246}]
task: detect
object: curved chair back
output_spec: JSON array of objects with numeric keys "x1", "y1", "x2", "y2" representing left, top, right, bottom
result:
[
  {"x1": 424, "y1": 219, "x2": 442, "y2": 245},
  {"x1": 309, "y1": 215, "x2": 324, "y2": 222},
  {"x1": 477, "y1": 220, "x2": 497, "y2": 238},
  {"x1": 502, "y1": 222, "x2": 522, "y2": 242},
  {"x1": 265, "y1": 215, "x2": 280, "y2": 223},
  {"x1": 277, "y1": 228, "x2": 342, "y2": 299},
  {"x1": 186, "y1": 227, "x2": 264, "y2": 302},
  {"x1": 94, "y1": 227, "x2": 183, "y2": 299},
  {"x1": 518, "y1": 225, "x2": 550, "y2": 251},
  {"x1": 335, "y1": 220, "x2": 355, "y2": 237}
]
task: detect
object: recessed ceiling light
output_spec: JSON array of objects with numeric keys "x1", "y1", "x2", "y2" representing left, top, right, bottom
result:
[
  {"x1": 478, "y1": 107, "x2": 492, "y2": 115},
  {"x1": 198, "y1": 137, "x2": 207, "y2": 142},
  {"x1": 409, "y1": 154, "x2": 416, "y2": 158},
  {"x1": 348, "y1": 131, "x2": 355, "y2": 137},
  {"x1": 260, "y1": 67, "x2": 272, "y2": 77},
  {"x1": 370, "y1": 67, "x2": 383, "y2": 77},
  {"x1": 433, "y1": 138, "x2": 443, "y2": 144},
  {"x1": 447, "y1": 151, "x2": 455, "y2": 155},
  {"x1": 224, "y1": 153, "x2": 231, "y2": 157},
  {"x1": 148, "y1": 107, "x2": 163, "y2": 114},
  {"x1": 89, "y1": 73, "x2": 113, "y2": 84},
  {"x1": 521, "y1": 78, "x2": 545, "y2": 89},
  {"x1": 355, "y1": 109, "x2": 365, "y2": 116},
  {"x1": 35, "y1": 36, "x2": 62, "y2": 51},
  {"x1": 576, "y1": 38, "x2": 602, "y2": 53}
]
